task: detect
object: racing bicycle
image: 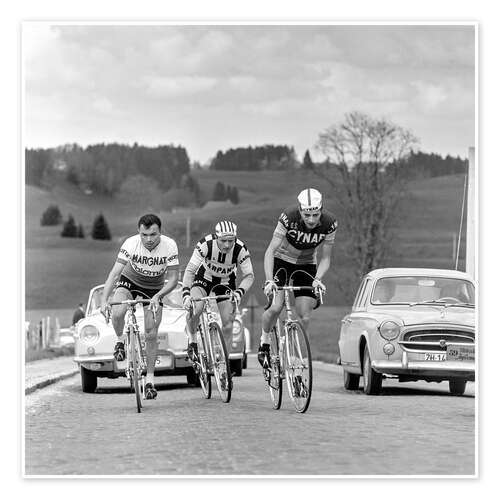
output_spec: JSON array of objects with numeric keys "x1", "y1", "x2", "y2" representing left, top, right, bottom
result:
[
  {"x1": 106, "y1": 299, "x2": 157, "y2": 413},
  {"x1": 187, "y1": 289, "x2": 235, "y2": 403},
  {"x1": 262, "y1": 272, "x2": 324, "y2": 413}
]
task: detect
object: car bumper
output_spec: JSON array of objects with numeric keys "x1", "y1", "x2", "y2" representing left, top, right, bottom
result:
[
  {"x1": 371, "y1": 359, "x2": 475, "y2": 380},
  {"x1": 74, "y1": 350, "x2": 191, "y2": 374}
]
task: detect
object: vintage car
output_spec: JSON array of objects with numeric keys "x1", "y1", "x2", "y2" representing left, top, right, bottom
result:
[
  {"x1": 338, "y1": 268, "x2": 475, "y2": 396},
  {"x1": 74, "y1": 282, "x2": 248, "y2": 392}
]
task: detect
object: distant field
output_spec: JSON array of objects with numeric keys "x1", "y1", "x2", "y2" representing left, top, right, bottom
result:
[{"x1": 25, "y1": 169, "x2": 468, "y2": 316}]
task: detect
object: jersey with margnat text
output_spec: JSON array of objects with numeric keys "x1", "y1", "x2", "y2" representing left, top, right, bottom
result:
[
  {"x1": 274, "y1": 206, "x2": 337, "y2": 265},
  {"x1": 117, "y1": 234, "x2": 179, "y2": 289}
]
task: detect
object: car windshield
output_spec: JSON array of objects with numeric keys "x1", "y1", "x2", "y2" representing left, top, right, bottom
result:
[
  {"x1": 87, "y1": 282, "x2": 184, "y2": 315},
  {"x1": 371, "y1": 276, "x2": 475, "y2": 306}
]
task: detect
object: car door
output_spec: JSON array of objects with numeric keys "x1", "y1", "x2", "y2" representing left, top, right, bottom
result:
[
  {"x1": 345, "y1": 278, "x2": 373, "y2": 367},
  {"x1": 340, "y1": 278, "x2": 369, "y2": 365}
]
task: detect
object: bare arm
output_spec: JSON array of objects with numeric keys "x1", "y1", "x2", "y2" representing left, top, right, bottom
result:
[
  {"x1": 156, "y1": 268, "x2": 180, "y2": 300},
  {"x1": 237, "y1": 256, "x2": 254, "y2": 293},
  {"x1": 264, "y1": 233, "x2": 285, "y2": 282},
  {"x1": 100, "y1": 261, "x2": 126, "y2": 307},
  {"x1": 315, "y1": 242, "x2": 334, "y2": 281}
]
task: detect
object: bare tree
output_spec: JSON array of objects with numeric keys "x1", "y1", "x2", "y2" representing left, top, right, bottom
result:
[{"x1": 314, "y1": 111, "x2": 419, "y2": 284}]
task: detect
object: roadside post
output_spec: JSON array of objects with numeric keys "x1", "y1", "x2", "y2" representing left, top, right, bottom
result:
[{"x1": 246, "y1": 293, "x2": 259, "y2": 352}]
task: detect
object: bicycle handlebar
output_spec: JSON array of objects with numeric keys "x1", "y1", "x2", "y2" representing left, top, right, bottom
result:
[
  {"x1": 104, "y1": 298, "x2": 159, "y2": 323},
  {"x1": 108, "y1": 299, "x2": 152, "y2": 306},
  {"x1": 264, "y1": 285, "x2": 325, "y2": 311}
]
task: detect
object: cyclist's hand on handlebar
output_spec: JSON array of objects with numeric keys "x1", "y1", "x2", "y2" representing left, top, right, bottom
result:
[
  {"x1": 148, "y1": 294, "x2": 161, "y2": 313},
  {"x1": 312, "y1": 278, "x2": 326, "y2": 295},
  {"x1": 233, "y1": 289, "x2": 243, "y2": 307},
  {"x1": 182, "y1": 294, "x2": 192, "y2": 311},
  {"x1": 100, "y1": 303, "x2": 111, "y2": 322},
  {"x1": 263, "y1": 280, "x2": 278, "y2": 297}
]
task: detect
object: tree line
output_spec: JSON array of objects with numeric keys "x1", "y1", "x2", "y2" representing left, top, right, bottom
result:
[
  {"x1": 26, "y1": 143, "x2": 192, "y2": 195},
  {"x1": 210, "y1": 145, "x2": 299, "y2": 171}
]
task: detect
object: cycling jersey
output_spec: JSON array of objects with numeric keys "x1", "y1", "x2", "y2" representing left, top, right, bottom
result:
[
  {"x1": 273, "y1": 206, "x2": 338, "y2": 265},
  {"x1": 183, "y1": 234, "x2": 254, "y2": 292},
  {"x1": 116, "y1": 234, "x2": 179, "y2": 289}
]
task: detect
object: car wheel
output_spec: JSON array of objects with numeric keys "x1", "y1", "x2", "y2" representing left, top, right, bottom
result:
[
  {"x1": 362, "y1": 345, "x2": 382, "y2": 395},
  {"x1": 449, "y1": 378, "x2": 467, "y2": 396},
  {"x1": 80, "y1": 366, "x2": 97, "y2": 393},
  {"x1": 231, "y1": 359, "x2": 243, "y2": 377},
  {"x1": 186, "y1": 367, "x2": 200, "y2": 387},
  {"x1": 343, "y1": 369, "x2": 360, "y2": 390}
]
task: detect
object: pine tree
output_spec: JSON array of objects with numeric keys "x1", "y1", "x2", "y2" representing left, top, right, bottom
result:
[
  {"x1": 41, "y1": 205, "x2": 62, "y2": 226},
  {"x1": 302, "y1": 149, "x2": 314, "y2": 170},
  {"x1": 231, "y1": 186, "x2": 239, "y2": 204},
  {"x1": 212, "y1": 181, "x2": 226, "y2": 201},
  {"x1": 91, "y1": 213, "x2": 112, "y2": 240},
  {"x1": 61, "y1": 215, "x2": 78, "y2": 237}
]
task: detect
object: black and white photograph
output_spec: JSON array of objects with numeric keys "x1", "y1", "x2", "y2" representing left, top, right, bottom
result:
[{"x1": 22, "y1": 21, "x2": 478, "y2": 478}]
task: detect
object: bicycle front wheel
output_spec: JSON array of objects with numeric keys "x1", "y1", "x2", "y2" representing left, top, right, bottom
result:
[
  {"x1": 284, "y1": 321, "x2": 312, "y2": 413},
  {"x1": 268, "y1": 326, "x2": 283, "y2": 410},
  {"x1": 197, "y1": 326, "x2": 212, "y2": 399},
  {"x1": 129, "y1": 329, "x2": 142, "y2": 413},
  {"x1": 209, "y1": 323, "x2": 232, "y2": 403}
]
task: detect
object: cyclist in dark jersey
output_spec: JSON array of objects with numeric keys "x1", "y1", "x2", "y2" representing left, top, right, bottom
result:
[{"x1": 258, "y1": 188, "x2": 338, "y2": 366}]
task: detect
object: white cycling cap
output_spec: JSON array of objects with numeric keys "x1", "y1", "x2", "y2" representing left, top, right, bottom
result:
[
  {"x1": 215, "y1": 220, "x2": 237, "y2": 237},
  {"x1": 298, "y1": 188, "x2": 322, "y2": 211}
]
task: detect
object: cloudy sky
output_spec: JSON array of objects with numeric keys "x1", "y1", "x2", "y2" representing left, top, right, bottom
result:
[{"x1": 23, "y1": 23, "x2": 475, "y2": 163}]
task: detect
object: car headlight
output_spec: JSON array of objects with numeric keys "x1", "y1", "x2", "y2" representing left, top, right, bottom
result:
[
  {"x1": 378, "y1": 321, "x2": 400, "y2": 341},
  {"x1": 80, "y1": 325, "x2": 100, "y2": 345},
  {"x1": 232, "y1": 320, "x2": 242, "y2": 338}
]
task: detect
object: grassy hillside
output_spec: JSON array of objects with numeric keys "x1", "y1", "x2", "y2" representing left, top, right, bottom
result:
[{"x1": 25, "y1": 169, "x2": 468, "y2": 312}]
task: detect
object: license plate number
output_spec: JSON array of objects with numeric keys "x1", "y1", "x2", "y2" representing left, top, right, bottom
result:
[
  {"x1": 156, "y1": 353, "x2": 173, "y2": 368},
  {"x1": 447, "y1": 345, "x2": 475, "y2": 361},
  {"x1": 424, "y1": 353, "x2": 446, "y2": 361}
]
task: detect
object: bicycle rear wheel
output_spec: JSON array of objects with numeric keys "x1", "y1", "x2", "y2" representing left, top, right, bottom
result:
[
  {"x1": 209, "y1": 323, "x2": 232, "y2": 403},
  {"x1": 129, "y1": 328, "x2": 142, "y2": 413},
  {"x1": 196, "y1": 326, "x2": 212, "y2": 399},
  {"x1": 284, "y1": 321, "x2": 312, "y2": 413},
  {"x1": 268, "y1": 326, "x2": 283, "y2": 410}
]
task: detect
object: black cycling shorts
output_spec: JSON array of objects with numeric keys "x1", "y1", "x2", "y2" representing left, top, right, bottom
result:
[
  {"x1": 191, "y1": 271, "x2": 236, "y2": 303},
  {"x1": 115, "y1": 275, "x2": 162, "y2": 301},
  {"x1": 273, "y1": 258, "x2": 317, "y2": 300}
]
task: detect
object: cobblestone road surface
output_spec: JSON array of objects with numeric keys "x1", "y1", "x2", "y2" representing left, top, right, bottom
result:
[{"x1": 25, "y1": 357, "x2": 475, "y2": 476}]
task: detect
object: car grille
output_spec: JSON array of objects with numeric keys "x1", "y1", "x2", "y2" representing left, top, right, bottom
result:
[{"x1": 399, "y1": 329, "x2": 475, "y2": 352}]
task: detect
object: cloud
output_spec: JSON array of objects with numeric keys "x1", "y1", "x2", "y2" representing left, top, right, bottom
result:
[
  {"x1": 92, "y1": 97, "x2": 113, "y2": 113},
  {"x1": 142, "y1": 75, "x2": 217, "y2": 97}
]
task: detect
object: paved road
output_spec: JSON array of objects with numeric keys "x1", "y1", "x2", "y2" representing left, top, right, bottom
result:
[{"x1": 25, "y1": 356, "x2": 475, "y2": 476}]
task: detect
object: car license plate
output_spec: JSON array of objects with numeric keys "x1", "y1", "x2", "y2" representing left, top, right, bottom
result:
[
  {"x1": 424, "y1": 353, "x2": 446, "y2": 361},
  {"x1": 156, "y1": 352, "x2": 174, "y2": 368},
  {"x1": 447, "y1": 344, "x2": 475, "y2": 361}
]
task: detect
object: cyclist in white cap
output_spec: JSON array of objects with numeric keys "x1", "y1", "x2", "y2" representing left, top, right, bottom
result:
[
  {"x1": 258, "y1": 188, "x2": 338, "y2": 366},
  {"x1": 182, "y1": 220, "x2": 254, "y2": 362}
]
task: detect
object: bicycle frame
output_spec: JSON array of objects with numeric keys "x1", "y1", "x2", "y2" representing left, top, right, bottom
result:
[
  {"x1": 107, "y1": 299, "x2": 155, "y2": 411},
  {"x1": 264, "y1": 284, "x2": 323, "y2": 413},
  {"x1": 188, "y1": 293, "x2": 235, "y2": 402}
]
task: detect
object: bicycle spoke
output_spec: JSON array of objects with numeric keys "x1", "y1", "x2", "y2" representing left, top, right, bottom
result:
[
  {"x1": 267, "y1": 326, "x2": 283, "y2": 410},
  {"x1": 209, "y1": 323, "x2": 232, "y2": 403},
  {"x1": 285, "y1": 322, "x2": 312, "y2": 413},
  {"x1": 196, "y1": 327, "x2": 212, "y2": 399}
]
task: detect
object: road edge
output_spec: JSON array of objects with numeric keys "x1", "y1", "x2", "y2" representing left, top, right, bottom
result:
[{"x1": 25, "y1": 370, "x2": 79, "y2": 395}]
